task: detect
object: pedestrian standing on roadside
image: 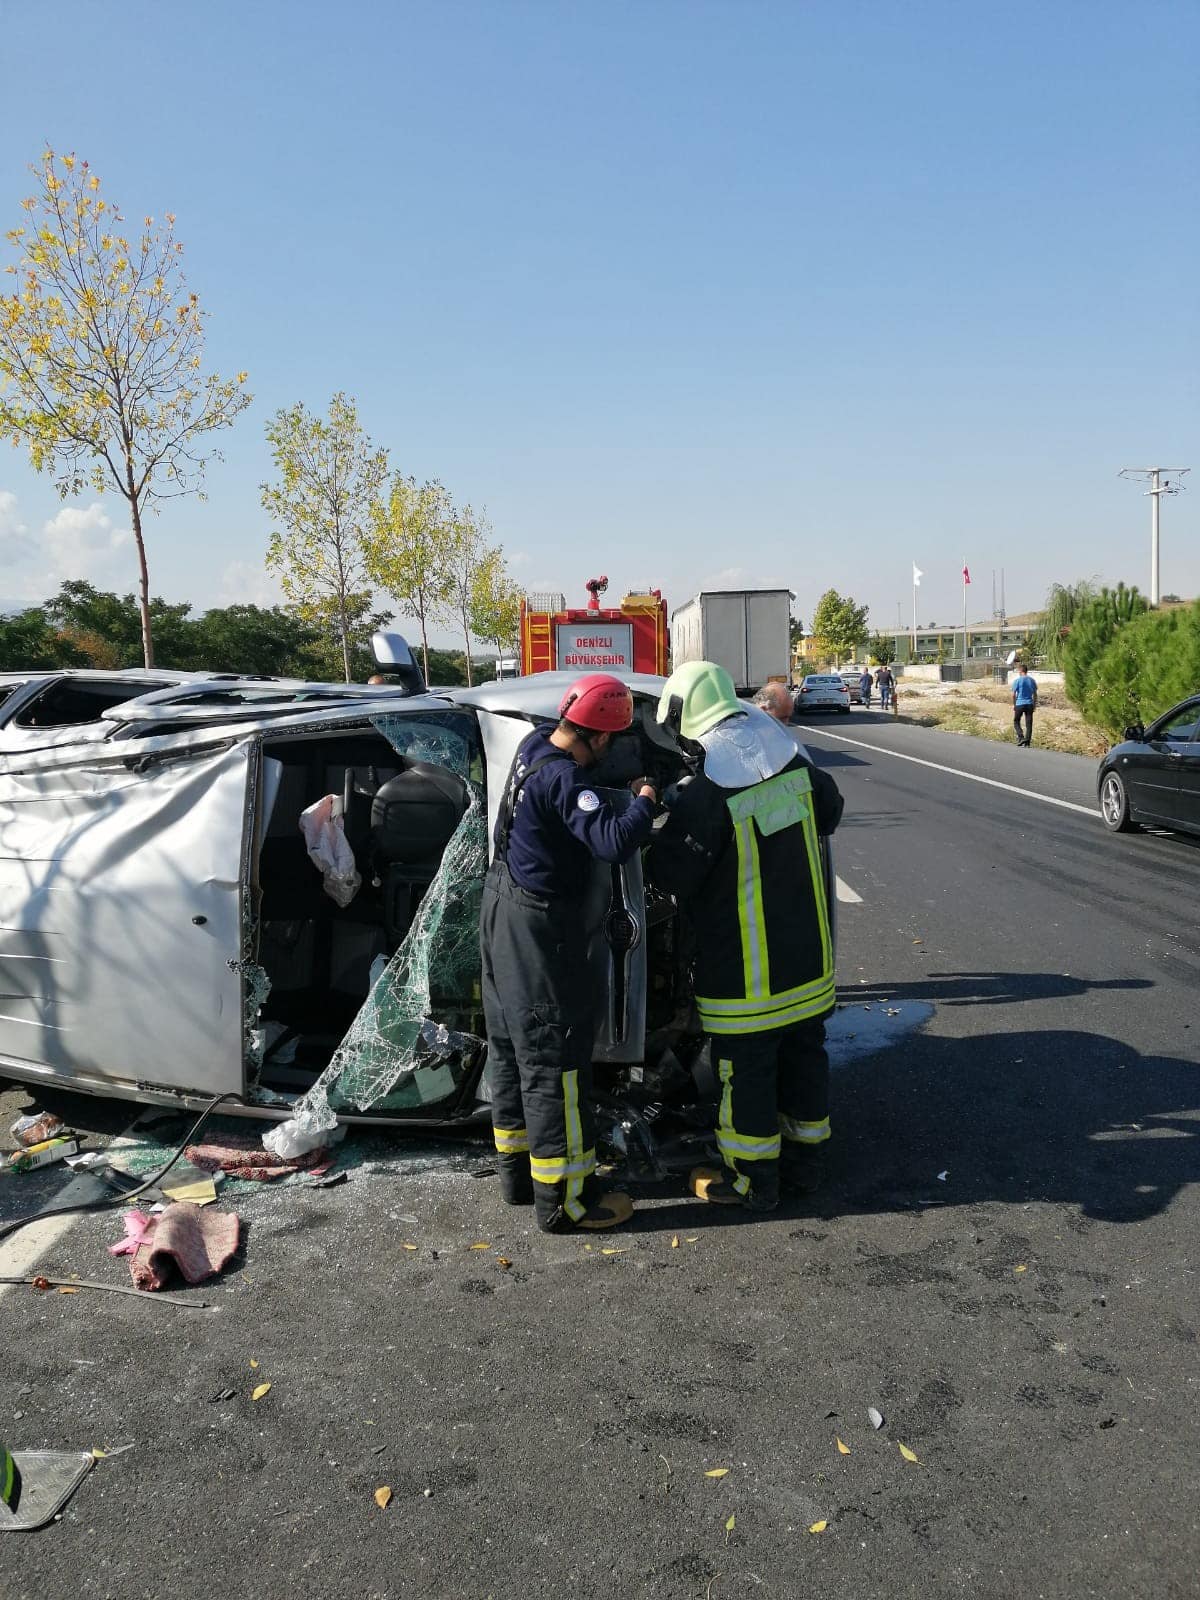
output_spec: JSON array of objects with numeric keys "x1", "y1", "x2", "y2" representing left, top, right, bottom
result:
[
  {"x1": 1012, "y1": 663, "x2": 1038, "y2": 746},
  {"x1": 858, "y1": 668, "x2": 873, "y2": 710},
  {"x1": 753, "y1": 681, "x2": 794, "y2": 723},
  {"x1": 480, "y1": 674, "x2": 657, "y2": 1233},
  {"x1": 875, "y1": 664, "x2": 894, "y2": 711}
]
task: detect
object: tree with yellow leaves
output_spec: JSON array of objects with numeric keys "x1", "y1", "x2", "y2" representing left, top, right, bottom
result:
[
  {"x1": 261, "y1": 393, "x2": 389, "y2": 683},
  {"x1": 0, "y1": 150, "x2": 251, "y2": 667}
]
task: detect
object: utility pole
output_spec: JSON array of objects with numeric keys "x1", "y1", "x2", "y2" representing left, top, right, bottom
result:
[
  {"x1": 1119, "y1": 467, "x2": 1190, "y2": 605},
  {"x1": 992, "y1": 568, "x2": 1006, "y2": 653}
]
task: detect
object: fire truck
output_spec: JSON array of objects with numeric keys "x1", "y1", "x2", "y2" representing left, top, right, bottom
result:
[{"x1": 518, "y1": 578, "x2": 669, "y2": 677}]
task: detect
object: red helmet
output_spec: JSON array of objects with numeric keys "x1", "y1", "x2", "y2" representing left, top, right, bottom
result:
[{"x1": 558, "y1": 673, "x2": 634, "y2": 733}]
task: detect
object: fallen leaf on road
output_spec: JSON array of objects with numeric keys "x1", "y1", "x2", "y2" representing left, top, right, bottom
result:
[
  {"x1": 469, "y1": 1242, "x2": 491, "y2": 1250},
  {"x1": 725, "y1": 1513, "x2": 736, "y2": 1541},
  {"x1": 250, "y1": 1358, "x2": 259, "y2": 1368},
  {"x1": 868, "y1": 1407, "x2": 884, "y2": 1430},
  {"x1": 251, "y1": 1383, "x2": 271, "y2": 1402},
  {"x1": 671, "y1": 1235, "x2": 680, "y2": 1248},
  {"x1": 1014, "y1": 1264, "x2": 1028, "y2": 1274},
  {"x1": 898, "y1": 1442, "x2": 919, "y2": 1463},
  {"x1": 403, "y1": 1243, "x2": 418, "y2": 1251},
  {"x1": 600, "y1": 1247, "x2": 627, "y2": 1256},
  {"x1": 705, "y1": 1468, "x2": 729, "y2": 1479},
  {"x1": 91, "y1": 1447, "x2": 107, "y2": 1459},
  {"x1": 496, "y1": 1257, "x2": 512, "y2": 1270},
  {"x1": 836, "y1": 1438, "x2": 850, "y2": 1455},
  {"x1": 374, "y1": 1486, "x2": 392, "y2": 1509},
  {"x1": 808, "y1": 1520, "x2": 828, "y2": 1534},
  {"x1": 57, "y1": 1286, "x2": 79, "y2": 1294},
  {"x1": 685, "y1": 1236, "x2": 699, "y2": 1244}
]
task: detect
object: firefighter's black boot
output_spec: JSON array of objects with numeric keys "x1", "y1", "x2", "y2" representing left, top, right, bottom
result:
[
  {"x1": 689, "y1": 1162, "x2": 779, "y2": 1213},
  {"x1": 780, "y1": 1144, "x2": 826, "y2": 1195},
  {"x1": 534, "y1": 1177, "x2": 634, "y2": 1234},
  {"x1": 497, "y1": 1152, "x2": 534, "y2": 1206}
]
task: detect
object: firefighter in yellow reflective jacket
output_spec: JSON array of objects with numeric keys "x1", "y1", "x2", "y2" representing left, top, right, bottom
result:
[{"x1": 647, "y1": 662, "x2": 844, "y2": 1211}]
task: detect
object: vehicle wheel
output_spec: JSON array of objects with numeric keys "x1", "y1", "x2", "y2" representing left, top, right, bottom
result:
[{"x1": 1099, "y1": 771, "x2": 1137, "y2": 833}]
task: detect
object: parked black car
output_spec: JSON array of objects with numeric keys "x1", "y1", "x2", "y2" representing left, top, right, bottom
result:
[{"x1": 1097, "y1": 694, "x2": 1200, "y2": 835}]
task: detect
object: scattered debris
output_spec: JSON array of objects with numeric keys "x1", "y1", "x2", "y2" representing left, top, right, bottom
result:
[
  {"x1": 496, "y1": 1257, "x2": 512, "y2": 1270},
  {"x1": 10, "y1": 1111, "x2": 67, "y2": 1148},
  {"x1": 8, "y1": 1136, "x2": 80, "y2": 1174},
  {"x1": 374, "y1": 1486, "x2": 392, "y2": 1509},
  {"x1": 209, "y1": 1388, "x2": 236, "y2": 1403},
  {"x1": 304, "y1": 1171, "x2": 349, "y2": 1190},
  {"x1": 0, "y1": 1273, "x2": 212, "y2": 1309},
  {"x1": 937, "y1": 1170, "x2": 949, "y2": 1182},
  {"x1": 251, "y1": 1383, "x2": 272, "y2": 1402},
  {"x1": 808, "y1": 1520, "x2": 828, "y2": 1534},
  {"x1": 1014, "y1": 1264, "x2": 1028, "y2": 1274},
  {"x1": 868, "y1": 1407, "x2": 885, "y2": 1431},
  {"x1": 185, "y1": 1131, "x2": 334, "y2": 1183},
  {"x1": 0, "y1": 1451, "x2": 94, "y2": 1533}
]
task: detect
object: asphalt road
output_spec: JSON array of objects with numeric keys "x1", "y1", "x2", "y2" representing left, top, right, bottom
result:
[{"x1": 1, "y1": 711, "x2": 1197, "y2": 1599}]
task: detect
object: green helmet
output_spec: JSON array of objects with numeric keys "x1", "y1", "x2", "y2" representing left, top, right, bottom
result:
[{"x1": 656, "y1": 660, "x2": 743, "y2": 741}]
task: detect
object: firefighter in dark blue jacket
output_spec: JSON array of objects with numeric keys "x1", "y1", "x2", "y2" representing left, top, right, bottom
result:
[
  {"x1": 481, "y1": 673, "x2": 657, "y2": 1233},
  {"x1": 648, "y1": 661, "x2": 844, "y2": 1212}
]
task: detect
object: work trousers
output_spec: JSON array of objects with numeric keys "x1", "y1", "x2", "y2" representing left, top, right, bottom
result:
[
  {"x1": 479, "y1": 861, "x2": 597, "y2": 1221},
  {"x1": 711, "y1": 1019, "x2": 830, "y2": 1198},
  {"x1": 1013, "y1": 705, "x2": 1034, "y2": 745}
]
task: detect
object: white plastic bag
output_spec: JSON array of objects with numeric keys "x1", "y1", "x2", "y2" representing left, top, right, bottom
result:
[
  {"x1": 262, "y1": 1105, "x2": 346, "y2": 1159},
  {"x1": 299, "y1": 794, "x2": 361, "y2": 908}
]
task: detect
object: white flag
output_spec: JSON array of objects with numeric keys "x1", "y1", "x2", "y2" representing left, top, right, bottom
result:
[{"x1": 913, "y1": 563, "x2": 924, "y2": 587}]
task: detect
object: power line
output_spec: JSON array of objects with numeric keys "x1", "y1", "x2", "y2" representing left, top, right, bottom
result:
[{"x1": 1119, "y1": 467, "x2": 1190, "y2": 605}]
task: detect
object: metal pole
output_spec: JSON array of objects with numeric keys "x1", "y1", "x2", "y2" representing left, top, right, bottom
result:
[
  {"x1": 962, "y1": 570, "x2": 968, "y2": 667},
  {"x1": 1150, "y1": 468, "x2": 1161, "y2": 605},
  {"x1": 912, "y1": 580, "x2": 916, "y2": 654}
]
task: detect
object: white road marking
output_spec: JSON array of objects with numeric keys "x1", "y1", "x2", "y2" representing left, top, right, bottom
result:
[
  {"x1": 810, "y1": 728, "x2": 1100, "y2": 818},
  {"x1": 835, "y1": 875, "x2": 863, "y2": 903},
  {"x1": 0, "y1": 1112, "x2": 143, "y2": 1300}
]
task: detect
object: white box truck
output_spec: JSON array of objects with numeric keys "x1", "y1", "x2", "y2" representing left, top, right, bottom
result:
[{"x1": 669, "y1": 589, "x2": 793, "y2": 694}]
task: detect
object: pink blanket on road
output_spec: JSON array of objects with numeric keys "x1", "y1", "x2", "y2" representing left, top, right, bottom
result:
[{"x1": 109, "y1": 1204, "x2": 240, "y2": 1291}]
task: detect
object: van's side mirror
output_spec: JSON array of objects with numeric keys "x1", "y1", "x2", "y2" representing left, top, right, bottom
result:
[
  {"x1": 370, "y1": 631, "x2": 425, "y2": 695},
  {"x1": 1123, "y1": 722, "x2": 1144, "y2": 743}
]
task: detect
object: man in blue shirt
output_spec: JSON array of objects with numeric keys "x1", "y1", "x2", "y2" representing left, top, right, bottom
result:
[
  {"x1": 1012, "y1": 663, "x2": 1038, "y2": 746},
  {"x1": 480, "y1": 673, "x2": 657, "y2": 1233}
]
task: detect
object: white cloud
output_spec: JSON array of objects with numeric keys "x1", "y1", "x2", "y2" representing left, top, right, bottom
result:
[
  {"x1": 217, "y1": 559, "x2": 283, "y2": 608},
  {"x1": 507, "y1": 549, "x2": 532, "y2": 568},
  {"x1": 42, "y1": 502, "x2": 130, "y2": 578},
  {"x1": 0, "y1": 490, "x2": 32, "y2": 562}
]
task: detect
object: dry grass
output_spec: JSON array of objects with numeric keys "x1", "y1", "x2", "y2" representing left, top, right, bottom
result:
[{"x1": 895, "y1": 681, "x2": 1108, "y2": 756}]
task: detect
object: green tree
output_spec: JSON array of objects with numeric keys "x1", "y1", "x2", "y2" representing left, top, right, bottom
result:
[
  {"x1": 0, "y1": 150, "x2": 251, "y2": 667},
  {"x1": 809, "y1": 588, "x2": 870, "y2": 666},
  {"x1": 866, "y1": 631, "x2": 896, "y2": 666},
  {"x1": 261, "y1": 393, "x2": 388, "y2": 682},
  {"x1": 42, "y1": 578, "x2": 194, "y2": 666},
  {"x1": 190, "y1": 603, "x2": 323, "y2": 677},
  {"x1": 365, "y1": 474, "x2": 453, "y2": 685},
  {"x1": 1063, "y1": 583, "x2": 1149, "y2": 710},
  {"x1": 469, "y1": 547, "x2": 522, "y2": 665},
  {"x1": 0, "y1": 606, "x2": 90, "y2": 671},
  {"x1": 1034, "y1": 579, "x2": 1098, "y2": 668},
  {"x1": 1083, "y1": 601, "x2": 1200, "y2": 738},
  {"x1": 443, "y1": 503, "x2": 492, "y2": 686}
]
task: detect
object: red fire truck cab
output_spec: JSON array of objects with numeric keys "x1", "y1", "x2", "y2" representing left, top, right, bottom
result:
[{"x1": 519, "y1": 581, "x2": 669, "y2": 678}]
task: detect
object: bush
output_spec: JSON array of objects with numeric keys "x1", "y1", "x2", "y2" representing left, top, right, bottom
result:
[
  {"x1": 1082, "y1": 602, "x2": 1200, "y2": 738},
  {"x1": 1062, "y1": 583, "x2": 1148, "y2": 710}
]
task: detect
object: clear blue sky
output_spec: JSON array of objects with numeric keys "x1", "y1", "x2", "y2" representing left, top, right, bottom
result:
[{"x1": 1, "y1": 0, "x2": 1196, "y2": 641}]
